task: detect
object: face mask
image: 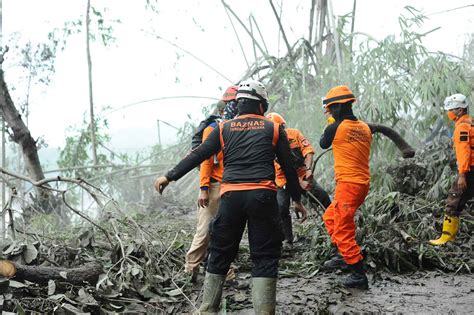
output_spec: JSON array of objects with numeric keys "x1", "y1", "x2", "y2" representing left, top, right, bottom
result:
[
  {"x1": 330, "y1": 103, "x2": 342, "y2": 120},
  {"x1": 447, "y1": 111, "x2": 458, "y2": 121}
]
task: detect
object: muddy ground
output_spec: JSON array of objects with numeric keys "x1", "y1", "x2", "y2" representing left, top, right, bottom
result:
[
  {"x1": 175, "y1": 209, "x2": 474, "y2": 314},
  {"x1": 185, "y1": 269, "x2": 474, "y2": 314}
]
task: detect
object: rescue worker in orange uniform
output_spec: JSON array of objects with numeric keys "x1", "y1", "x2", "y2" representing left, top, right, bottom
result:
[
  {"x1": 185, "y1": 86, "x2": 238, "y2": 280},
  {"x1": 430, "y1": 93, "x2": 474, "y2": 245},
  {"x1": 319, "y1": 85, "x2": 372, "y2": 290},
  {"x1": 155, "y1": 80, "x2": 307, "y2": 313},
  {"x1": 266, "y1": 112, "x2": 331, "y2": 249}
]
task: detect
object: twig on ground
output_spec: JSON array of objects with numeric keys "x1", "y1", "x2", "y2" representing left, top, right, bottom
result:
[
  {"x1": 172, "y1": 278, "x2": 198, "y2": 312},
  {"x1": 61, "y1": 192, "x2": 113, "y2": 244},
  {"x1": 156, "y1": 232, "x2": 179, "y2": 265}
]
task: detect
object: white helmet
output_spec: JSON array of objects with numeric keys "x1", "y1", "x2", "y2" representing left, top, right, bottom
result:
[
  {"x1": 444, "y1": 93, "x2": 468, "y2": 110},
  {"x1": 236, "y1": 80, "x2": 269, "y2": 103}
]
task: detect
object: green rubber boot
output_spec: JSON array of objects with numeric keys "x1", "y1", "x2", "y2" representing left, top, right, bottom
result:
[
  {"x1": 252, "y1": 277, "x2": 277, "y2": 315},
  {"x1": 198, "y1": 272, "x2": 225, "y2": 314}
]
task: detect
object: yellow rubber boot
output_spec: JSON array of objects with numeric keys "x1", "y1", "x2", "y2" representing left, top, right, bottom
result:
[{"x1": 429, "y1": 215, "x2": 460, "y2": 245}]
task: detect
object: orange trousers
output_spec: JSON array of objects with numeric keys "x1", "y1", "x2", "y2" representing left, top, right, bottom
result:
[{"x1": 322, "y1": 182, "x2": 369, "y2": 265}]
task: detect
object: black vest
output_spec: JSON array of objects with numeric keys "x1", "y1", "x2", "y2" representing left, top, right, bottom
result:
[{"x1": 219, "y1": 114, "x2": 279, "y2": 184}]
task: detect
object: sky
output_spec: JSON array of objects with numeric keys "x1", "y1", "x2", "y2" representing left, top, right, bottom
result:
[{"x1": 3, "y1": 0, "x2": 474, "y2": 158}]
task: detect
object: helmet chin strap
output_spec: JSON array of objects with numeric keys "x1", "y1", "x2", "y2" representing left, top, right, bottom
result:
[
  {"x1": 259, "y1": 102, "x2": 268, "y2": 115},
  {"x1": 454, "y1": 108, "x2": 466, "y2": 119}
]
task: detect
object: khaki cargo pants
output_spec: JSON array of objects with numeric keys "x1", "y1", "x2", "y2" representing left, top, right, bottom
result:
[{"x1": 185, "y1": 182, "x2": 221, "y2": 273}]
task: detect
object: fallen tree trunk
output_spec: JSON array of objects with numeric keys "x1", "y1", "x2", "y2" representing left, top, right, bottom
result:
[
  {"x1": 0, "y1": 260, "x2": 103, "y2": 285},
  {"x1": 367, "y1": 123, "x2": 416, "y2": 158},
  {"x1": 312, "y1": 123, "x2": 416, "y2": 173}
]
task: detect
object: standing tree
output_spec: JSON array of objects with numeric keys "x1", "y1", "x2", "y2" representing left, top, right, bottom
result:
[
  {"x1": 86, "y1": 0, "x2": 98, "y2": 166},
  {"x1": 0, "y1": 48, "x2": 51, "y2": 204}
]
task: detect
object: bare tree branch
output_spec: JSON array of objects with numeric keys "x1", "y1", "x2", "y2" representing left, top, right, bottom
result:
[
  {"x1": 349, "y1": 0, "x2": 357, "y2": 57},
  {"x1": 144, "y1": 31, "x2": 233, "y2": 84},
  {"x1": 268, "y1": 0, "x2": 292, "y2": 58},
  {"x1": 107, "y1": 95, "x2": 220, "y2": 114},
  {"x1": 222, "y1": 2, "x2": 250, "y2": 68},
  {"x1": 249, "y1": 15, "x2": 270, "y2": 56},
  {"x1": 0, "y1": 166, "x2": 114, "y2": 238},
  {"x1": 221, "y1": 0, "x2": 273, "y2": 67},
  {"x1": 2, "y1": 187, "x2": 17, "y2": 239},
  {"x1": 427, "y1": 4, "x2": 474, "y2": 16},
  {"x1": 61, "y1": 192, "x2": 113, "y2": 244},
  {"x1": 309, "y1": 0, "x2": 317, "y2": 46}
]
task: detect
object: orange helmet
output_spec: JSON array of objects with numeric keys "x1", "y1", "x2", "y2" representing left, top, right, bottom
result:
[
  {"x1": 322, "y1": 85, "x2": 356, "y2": 110},
  {"x1": 222, "y1": 85, "x2": 238, "y2": 102},
  {"x1": 266, "y1": 112, "x2": 286, "y2": 125}
]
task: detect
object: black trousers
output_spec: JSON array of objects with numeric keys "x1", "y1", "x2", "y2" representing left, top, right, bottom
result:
[
  {"x1": 207, "y1": 189, "x2": 283, "y2": 278},
  {"x1": 277, "y1": 180, "x2": 331, "y2": 243},
  {"x1": 303, "y1": 180, "x2": 332, "y2": 209},
  {"x1": 277, "y1": 187, "x2": 292, "y2": 243},
  {"x1": 446, "y1": 170, "x2": 474, "y2": 216}
]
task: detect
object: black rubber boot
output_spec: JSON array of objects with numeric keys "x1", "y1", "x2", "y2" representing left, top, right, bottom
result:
[
  {"x1": 323, "y1": 253, "x2": 348, "y2": 270},
  {"x1": 342, "y1": 260, "x2": 368, "y2": 290}
]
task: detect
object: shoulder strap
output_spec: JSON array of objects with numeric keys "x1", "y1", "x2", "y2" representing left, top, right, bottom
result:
[
  {"x1": 458, "y1": 117, "x2": 473, "y2": 125},
  {"x1": 272, "y1": 122, "x2": 280, "y2": 147},
  {"x1": 219, "y1": 121, "x2": 225, "y2": 150}
]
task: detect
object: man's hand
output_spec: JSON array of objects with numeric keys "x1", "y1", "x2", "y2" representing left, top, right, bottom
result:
[
  {"x1": 305, "y1": 169, "x2": 313, "y2": 182},
  {"x1": 298, "y1": 176, "x2": 312, "y2": 191},
  {"x1": 154, "y1": 176, "x2": 170, "y2": 194},
  {"x1": 294, "y1": 201, "x2": 308, "y2": 223},
  {"x1": 198, "y1": 189, "x2": 210, "y2": 208},
  {"x1": 457, "y1": 174, "x2": 467, "y2": 192}
]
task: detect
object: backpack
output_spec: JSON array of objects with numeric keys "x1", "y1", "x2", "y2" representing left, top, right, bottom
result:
[{"x1": 191, "y1": 115, "x2": 221, "y2": 150}]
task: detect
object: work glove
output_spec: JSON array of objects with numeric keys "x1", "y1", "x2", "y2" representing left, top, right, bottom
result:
[{"x1": 326, "y1": 116, "x2": 336, "y2": 125}]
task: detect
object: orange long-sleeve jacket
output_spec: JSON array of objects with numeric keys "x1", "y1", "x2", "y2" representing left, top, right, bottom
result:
[
  {"x1": 320, "y1": 117, "x2": 372, "y2": 185},
  {"x1": 199, "y1": 123, "x2": 223, "y2": 189},
  {"x1": 453, "y1": 114, "x2": 474, "y2": 174},
  {"x1": 275, "y1": 128, "x2": 315, "y2": 188},
  {"x1": 332, "y1": 120, "x2": 372, "y2": 184}
]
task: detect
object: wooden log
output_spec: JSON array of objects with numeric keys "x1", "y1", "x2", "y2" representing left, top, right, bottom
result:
[
  {"x1": 0, "y1": 260, "x2": 103, "y2": 285},
  {"x1": 367, "y1": 123, "x2": 416, "y2": 158}
]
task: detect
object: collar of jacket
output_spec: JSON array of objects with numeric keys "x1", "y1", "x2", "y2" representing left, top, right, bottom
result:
[
  {"x1": 455, "y1": 114, "x2": 471, "y2": 126},
  {"x1": 235, "y1": 114, "x2": 265, "y2": 120}
]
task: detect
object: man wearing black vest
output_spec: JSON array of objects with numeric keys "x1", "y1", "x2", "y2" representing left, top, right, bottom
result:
[{"x1": 154, "y1": 80, "x2": 307, "y2": 314}]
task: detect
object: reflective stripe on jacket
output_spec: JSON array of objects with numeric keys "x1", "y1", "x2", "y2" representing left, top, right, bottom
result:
[
  {"x1": 275, "y1": 128, "x2": 315, "y2": 188},
  {"x1": 166, "y1": 113, "x2": 302, "y2": 202},
  {"x1": 219, "y1": 114, "x2": 280, "y2": 194},
  {"x1": 454, "y1": 114, "x2": 474, "y2": 174},
  {"x1": 199, "y1": 123, "x2": 224, "y2": 188}
]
